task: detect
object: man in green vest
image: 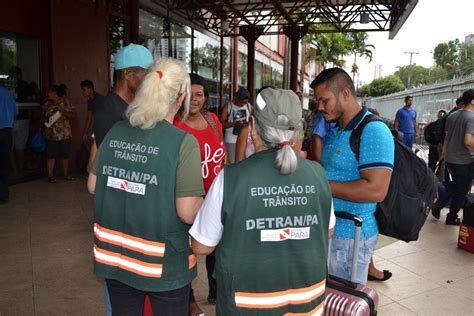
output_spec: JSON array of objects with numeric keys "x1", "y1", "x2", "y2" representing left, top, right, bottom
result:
[
  {"x1": 88, "y1": 58, "x2": 204, "y2": 315},
  {"x1": 190, "y1": 87, "x2": 335, "y2": 315}
]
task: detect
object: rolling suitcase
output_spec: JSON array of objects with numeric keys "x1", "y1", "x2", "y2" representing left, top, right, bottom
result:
[
  {"x1": 458, "y1": 194, "x2": 474, "y2": 253},
  {"x1": 325, "y1": 212, "x2": 379, "y2": 316}
]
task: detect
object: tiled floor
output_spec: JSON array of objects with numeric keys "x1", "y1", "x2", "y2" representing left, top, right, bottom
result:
[{"x1": 0, "y1": 178, "x2": 473, "y2": 315}]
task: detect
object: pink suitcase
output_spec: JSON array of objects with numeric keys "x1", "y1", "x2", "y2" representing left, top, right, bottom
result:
[{"x1": 325, "y1": 212, "x2": 379, "y2": 316}]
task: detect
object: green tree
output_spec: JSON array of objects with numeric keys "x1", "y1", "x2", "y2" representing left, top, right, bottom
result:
[
  {"x1": 346, "y1": 32, "x2": 374, "y2": 82},
  {"x1": 304, "y1": 25, "x2": 351, "y2": 68},
  {"x1": 358, "y1": 83, "x2": 370, "y2": 96},
  {"x1": 366, "y1": 75, "x2": 405, "y2": 97},
  {"x1": 433, "y1": 39, "x2": 460, "y2": 71},
  {"x1": 458, "y1": 43, "x2": 474, "y2": 75},
  {"x1": 433, "y1": 39, "x2": 474, "y2": 78},
  {"x1": 395, "y1": 64, "x2": 451, "y2": 87}
]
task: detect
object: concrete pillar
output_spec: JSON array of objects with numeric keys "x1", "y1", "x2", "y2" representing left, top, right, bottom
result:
[
  {"x1": 240, "y1": 25, "x2": 264, "y2": 102},
  {"x1": 284, "y1": 25, "x2": 308, "y2": 93},
  {"x1": 231, "y1": 29, "x2": 239, "y2": 99}
]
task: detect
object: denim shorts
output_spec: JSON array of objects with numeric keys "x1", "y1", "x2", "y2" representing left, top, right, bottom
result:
[{"x1": 329, "y1": 234, "x2": 378, "y2": 285}]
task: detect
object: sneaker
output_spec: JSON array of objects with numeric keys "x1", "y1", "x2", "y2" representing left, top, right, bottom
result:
[
  {"x1": 431, "y1": 207, "x2": 441, "y2": 220},
  {"x1": 445, "y1": 218, "x2": 461, "y2": 226}
]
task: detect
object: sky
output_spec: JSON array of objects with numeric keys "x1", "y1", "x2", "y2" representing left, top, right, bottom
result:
[{"x1": 351, "y1": 0, "x2": 474, "y2": 85}]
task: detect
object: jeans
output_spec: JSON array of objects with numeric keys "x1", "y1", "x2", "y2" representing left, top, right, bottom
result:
[
  {"x1": 329, "y1": 234, "x2": 378, "y2": 285},
  {"x1": 103, "y1": 281, "x2": 112, "y2": 316},
  {"x1": 105, "y1": 279, "x2": 190, "y2": 316},
  {"x1": 446, "y1": 162, "x2": 474, "y2": 221},
  {"x1": 401, "y1": 132, "x2": 415, "y2": 149},
  {"x1": 224, "y1": 142, "x2": 236, "y2": 163}
]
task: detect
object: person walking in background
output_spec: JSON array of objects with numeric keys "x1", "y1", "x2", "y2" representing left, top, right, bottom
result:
[
  {"x1": 393, "y1": 95, "x2": 419, "y2": 148},
  {"x1": 0, "y1": 85, "x2": 18, "y2": 203},
  {"x1": 311, "y1": 68, "x2": 394, "y2": 284},
  {"x1": 80, "y1": 80, "x2": 103, "y2": 145},
  {"x1": 174, "y1": 73, "x2": 226, "y2": 314},
  {"x1": 43, "y1": 84, "x2": 76, "y2": 183},
  {"x1": 219, "y1": 87, "x2": 252, "y2": 163},
  {"x1": 88, "y1": 58, "x2": 204, "y2": 315},
  {"x1": 434, "y1": 89, "x2": 474, "y2": 225},
  {"x1": 191, "y1": 87, "x2": 334, "y2": 315}
]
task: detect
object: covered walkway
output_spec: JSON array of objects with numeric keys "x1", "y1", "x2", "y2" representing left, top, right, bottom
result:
[{"x1": 1, "y1": 177, "x2": 473, "y2": 315}]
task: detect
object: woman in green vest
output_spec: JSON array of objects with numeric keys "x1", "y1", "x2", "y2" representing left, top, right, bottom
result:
[
  {"x1": 190, "y1": 87, "x2": 335, "y2": 315},
  {"x1": 88, "y1": 58, "x2": 204, "y2": 316}
]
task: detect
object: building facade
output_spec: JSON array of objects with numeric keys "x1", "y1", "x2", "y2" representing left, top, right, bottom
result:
[{"x1": 0, "y1": 0, "x2": 315, "y2": 180}]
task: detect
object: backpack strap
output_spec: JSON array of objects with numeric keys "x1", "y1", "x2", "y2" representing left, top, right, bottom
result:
[{"x1": 350, "y1": 114, "x2": 384, "y2": 161}]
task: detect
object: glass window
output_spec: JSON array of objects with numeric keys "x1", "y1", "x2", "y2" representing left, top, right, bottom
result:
[
  {"x1": 0, "y1": 31, "x2": 42, "y2": 180},
  {"x1": 139, "y1": 10, "x2": 168, "y2": 59},
  {"x1": 272, "y1": 66, "x2": 283, "y2": 88},
  {"x1": 139, "y1": 9, "x2": 192, "y2": 71},
  {"x1": 193, "y1": 31, "x2": 219, "y2": 80},
  {"x1": 193, "y1": 30, "x2": 224, "y2": 110},
  {"x1": 109, "y1": 15, "x2": 129, "y2": 84},
  {"x1": 0, "y1": 32, "x2": 40, "y2": 101},
  {"x1": 171, "y1": 23, "x2": 192, "y2": 71},
  {"x1": 238, "y1": 52, "x2": 247, "y2": 87}
]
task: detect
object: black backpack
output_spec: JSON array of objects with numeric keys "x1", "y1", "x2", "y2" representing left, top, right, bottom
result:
[
  {"x1": 350, "y1": 115, "x2": 437, "y2": 242},
  {"x1": 423, "y1": 116, "x2": 447, "y2": 146}
]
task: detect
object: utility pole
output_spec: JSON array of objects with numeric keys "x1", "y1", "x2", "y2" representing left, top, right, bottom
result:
[{"x1": 404, "y1": 51, "x2": 419, "y2": 89}]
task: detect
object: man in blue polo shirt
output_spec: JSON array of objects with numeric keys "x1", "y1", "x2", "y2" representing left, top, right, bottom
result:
[
  {"x1": 310, "y1": 68, "x2": 394, "y2": 284},
  {"x1": 0, "y1": 85, "x2": 18, "y2": 203},
  {"x1": 394, "y1": 96, "x2": 418, "y2": 148}
]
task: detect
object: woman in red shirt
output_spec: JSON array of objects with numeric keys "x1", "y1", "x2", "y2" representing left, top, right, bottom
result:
[
  {"x1": 174, "y1": 73, "x2": 226, "y2": 314},
  {"x1": 174, "y1": 74, "x2": 226, "y2": 193}
]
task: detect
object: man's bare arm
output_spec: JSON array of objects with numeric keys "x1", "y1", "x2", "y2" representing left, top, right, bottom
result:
[{"x1": 329, "y1": 168, "x2": 392, "y2": 203}]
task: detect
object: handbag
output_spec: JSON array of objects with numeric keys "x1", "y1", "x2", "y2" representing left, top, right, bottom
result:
[{"x1": 28, "y1": 128, "x2": 46, "y2": 152}]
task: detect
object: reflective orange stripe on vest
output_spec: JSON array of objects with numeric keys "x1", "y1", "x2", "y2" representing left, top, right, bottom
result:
[
  {"x1": 234, "y1": 279, "x2": 325, "y2": 309},
  {"x1": 188, "y1": 254, "x2": 197, "y2": 269},
  {"x1": 94, "y1": 245, "x2": 163, "y2": 278},
  {"x1": 284, "y1": 301, "x2": 324, "y2": 316},
  {"x1": 94, "y1": 223, "x2": 165, "y2": 257}
]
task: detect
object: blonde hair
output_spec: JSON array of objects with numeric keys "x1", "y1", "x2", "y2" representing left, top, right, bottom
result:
[
  {"x1": 127, "y1": 58, "x2": 190, "y2": 129},
  {"x1": 255, "y1": 114, "x2": 301, "y2": 175}
]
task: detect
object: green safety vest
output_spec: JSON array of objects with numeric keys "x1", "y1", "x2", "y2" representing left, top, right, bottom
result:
[
  {"x1": 215, "y1": 149, "x2": 332, "y2": 315},
  {"x1": 93, "y1": 120, "x2": 197, "y2": 292}
]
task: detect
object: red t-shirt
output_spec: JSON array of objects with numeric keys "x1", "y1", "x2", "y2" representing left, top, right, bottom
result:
[{"x1": 174, "y1": 113, "x2": 226, "y2": 193}]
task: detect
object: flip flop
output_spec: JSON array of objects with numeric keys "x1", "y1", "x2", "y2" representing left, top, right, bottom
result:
[{"x1": 368, "y1": 270, "x2": 392, "y2": 281}]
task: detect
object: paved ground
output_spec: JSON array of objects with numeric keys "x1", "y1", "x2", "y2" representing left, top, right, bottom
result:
[{"x1": 0, "y1": 178, "x2": 473, "y2": 315}]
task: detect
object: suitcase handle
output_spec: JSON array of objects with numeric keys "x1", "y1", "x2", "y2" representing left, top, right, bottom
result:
[
  {"x1": 334, "y1": 211, "x2": 362, "y2": 227},
  {"x1": 327, "y1": 274, "x2": 358, "y2": 289},
  {"x1": 334, "y1": 211, "x2": 362, "y2": 283}
]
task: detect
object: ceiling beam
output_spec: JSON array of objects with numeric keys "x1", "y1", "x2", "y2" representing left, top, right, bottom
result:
[{"x1": 273, "y1": 0, "x2": 294, "y2": 24}]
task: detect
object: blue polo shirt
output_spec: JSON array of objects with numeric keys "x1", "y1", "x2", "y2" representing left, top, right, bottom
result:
[
  {"x1": 0, "y1": 86, "x2": 18, "y2": 129},
  {"x1": 322, "y1": 107, "x2": 394, "y2": 240},
  {"x1": 395, "y1": 106, "x2": 417, "y2": 134}
]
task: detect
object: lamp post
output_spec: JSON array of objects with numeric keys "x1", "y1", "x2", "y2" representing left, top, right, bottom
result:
[{"x1": 404, "y1": 51, "x2": 419, "y2": 89}]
